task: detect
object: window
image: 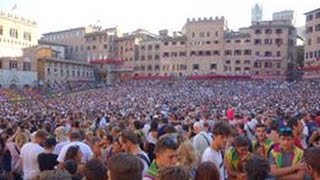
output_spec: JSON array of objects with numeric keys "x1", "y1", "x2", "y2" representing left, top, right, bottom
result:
[
  {"x1": 226, "y1": 40, "x2": 231, "y2": 43},
  {"x1": 140, "y1": 55, "x2": 145, "y2": 61},
  {"x1": 23, "y1": 32, "x2": 31, "y2": 41},
  {"x1": 215, "y1": 31, "x2": 219, "y2": 37},
  {"x1": 316, "y1": 24, "x2": 320, "y2": 32},
  {"x1": 224, "y1": 50, "x2": 232, "y2": 56},
  {"x1": 171, "y1": 52, "x2": 178, "y2": 57},
  {"x1": 23, "y1": 62, "x2": 31, "y2": 71},
  {"x1": 172, "y1": 42, "x2": 177, "y2": 45},
  {"x1": 234, "y1": 50, "x2": 242, "y2": 56},
  {"x1": 214, "y1": 41, "x2": 219, "y2": 44},
  {"x1": 264, "y1": 39, "x2": 272, "y2": 45},
  {"x1": 276, "y1": 29, "x2": 283, "y2": 34},
  {"x1": 307, "y1": 14, "x2": 313, "y2": 21},
  {"x1": 265, "y1": 29, "x2": 272, "y2": 34},
  {"x1": 179, "y1": 51, "x2": 186, "y2": 57},
  {"x1": 306, "y1": 52, "x2": 309, "y2": 59},
  {"x1": 140, "y1": 65, "x2": 145, "y2": 71},
  {"x1": 255, "y1": 29, "x2": 262, "y2": 34},
  {"x1": 206, "y1": 32, "x2": 210, "y2": 37},
  {"x1": 206, "y1": 41, "x2": 211, "y2": 45},
  {"x1": 275, "y1": 38, "x2": 283, "y2": 45},
  {"x1": 235, "y1": 60, "x2": 241, "y2": 64},
  {"x1": 180, "y1": 64, "x2": 187, "y2": 70},
  {"x1": 235, "y1": 40, "x2": 241, "y2": 43},
  {"x1": 192, "y1": 32, "x2": 195, "y2": 38},
  {"x1": 205, "y1": 51, "x2": 211, "y2": 56},
  {"x1": 180, "y1": 41, "x2": 185, "y2": 45},
  {"x1": 148, "y1": 45, "x2": 152, "y2": 50},
  {"x1": 193, "y1": 64, "x2": 199, "y2": 70},
  {"x1": 316, "y1": 12, "x2": 320, "y2": 18},
  {"x1": 155, "y1": 44, "x2": 160, "y2": 49},
  {"x1": 254, "y1": 39, "x2": 261, "y2": 45},
  {"x1": 147, "y1": 55, "x2": 152, "y2": 60},
  {"x1": 198, "y1": 51, "x2": 203, "y2": 56},
  {"x1": 307, "y1": 26, "x2": 313, "y2": 34},
  {"x1": 104, "y1": 44, "x2": 108, "y2": 49},
  {"x1": 0, "y1": 61, "x2": 2, "y2": 69},
  {"x1": 87, "y1": 46, "x2": 91, "y2": 50},
  {"x1": 163, "y1": 52, "x2": 169, "y2": 57},
  {"x1": 308, "y1": 39, "x2": 312, "y2": 46},
  {"x1": 190, "y1": 51, "x2": 196, "y2": 56},
  {"x1": 213, "y1": 51, "x2": 220, "y2": 56},
  {"x1": 199, "y1": 32, "x2": 205, "y2": 38},
  {"x1": 244, "y1": 50, "x2": 252, "y2": 55},
  {"x1": 254, "y1": 62, "x2": 261, "y2": 68},
  {"x1": 225, "y1": 60, "x2": 231, "y2": 64},
  {"x1": 47, "y1": 68, "x2": 51, "y2": 75},
  {"x1": 154, "y1": 54, "x2": 160, "y2": 60},
  {"x1": 318, "y1": 37, "x2": 320, "y2": 44},
  {"x1": 92, "y1": 45, "x2": 96, "y2": 50},
  {"x1": 244, "y1": 60, "x2": 250, "y2": 65},
  {"x1": 265, "y1": 51, "x2": 272, "y2": 57},
  {"x1": 155, "y1": 65, "x2": 160, "y2": 71},
  {"x1": 245, "y1": 39, "x2": 251, "y2": 43},
  {"x1": 235, "y1": 67, "x2": 241, "y2": 71},
  {"x1": 147, "y1": 65, "x2": 152, "y2": 70},
  {"x1": 10, "y1": 61, "x2": 18, "y2": 69},
  {"x1": 0, "y1": 25, "x2": 3, "y2": 35},
  {"x1": 164, "y1": 42, "x2": 169, "y2": 46},
  {"x1": 61, "y1": 69, "x2": 64, "y2": 76},
  {"x1": 10, "y1": 28, "x2": 18, "y2": 38},
  {"x1": 277, "y1": 51, "x2": 281, "y2": 57},
  {"x1": 210, "y1": 64, "x2": 217, "y2": 70},
  {"x1": 310, "y1": 52, "x2": 314, "y2": 58}
]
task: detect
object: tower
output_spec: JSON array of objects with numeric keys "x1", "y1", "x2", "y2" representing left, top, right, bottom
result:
[{"x1": 251, "y1": 3, "x2": 263, "y2": 22}]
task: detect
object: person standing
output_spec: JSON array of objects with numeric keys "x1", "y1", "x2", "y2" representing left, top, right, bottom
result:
[{"x1": 20, "y1": 130, "x2": 48, "y2": 180}]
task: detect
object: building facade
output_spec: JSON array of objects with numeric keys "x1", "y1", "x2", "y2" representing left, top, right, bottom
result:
[
  {"x1": 0, "y1": 11, "x2": 38, "y2": 57},
  {"x1": 273, "y1": 10, "x2": 296, "y2": 25},
  {"x1": 41, "y1": 26, "x2": 99, "y2": 61},
  {"x1": 304, "y1": 8, "x2": 320, "y2": 66},
  {"x1": 250, "y1": 20, "x2": 296, "y2": 76}
]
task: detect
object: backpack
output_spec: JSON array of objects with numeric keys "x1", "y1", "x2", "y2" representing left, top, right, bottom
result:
[{"x1": 137, "y1": 153, "x2": 151, "y2": 167}]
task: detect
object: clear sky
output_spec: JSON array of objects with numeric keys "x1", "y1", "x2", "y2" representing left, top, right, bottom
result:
[{"x1": 1, "y1": 0, "x2": 319, "y2": 35}]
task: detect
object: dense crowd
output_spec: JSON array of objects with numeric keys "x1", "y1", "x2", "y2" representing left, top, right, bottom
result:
[{"x1": 0, "y1": 79, "x2": 320, "y2": 180}]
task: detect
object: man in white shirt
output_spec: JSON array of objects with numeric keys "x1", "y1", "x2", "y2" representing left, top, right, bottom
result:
[
  {"x1": 202, "y1": 121, "x2": 232, "y2": 180},
  {"x1": 57, "y1": 131, "x2": 93, "y2": 163},
  {"x1": 20, "y1": 130, "x2": 48, "y2": 180},
  {"x1": 192, "y1": 122, "x2": 212, "y2": 157}
]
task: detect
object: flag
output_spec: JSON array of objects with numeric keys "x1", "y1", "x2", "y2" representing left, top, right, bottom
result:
[{"x1": 11, "y1": 4, "x2": 17, "y2": 11}]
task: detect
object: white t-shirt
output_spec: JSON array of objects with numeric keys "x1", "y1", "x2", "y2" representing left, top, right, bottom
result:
[
  {"x1": 202, "y1": 147, "x2": 225, "y2": 180},
  {"x1": 20, "y1": 142, "x2": 45, "y2": 180},
  {"x1": 53, "y1": 141, "x2": 69, "y2": 155},
  {"x1": 193, "y1": 131, "x2": 212, "y2": 157},
  {"x1": 57, "y1": 141, "x2": 93, "y2": 163}
]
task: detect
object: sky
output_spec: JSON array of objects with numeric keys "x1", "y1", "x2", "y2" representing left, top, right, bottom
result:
[{"x1": 0, "y1": 0, "x2": 319, "y2": 36}]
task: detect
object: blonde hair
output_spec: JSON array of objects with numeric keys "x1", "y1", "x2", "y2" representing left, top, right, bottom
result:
[
  {"x1": 15, "y1": 132, "x2": 29, "y2": 148},
  {"x1": 55, "y1": 126, "x2": 68, "y2": 142},
  {"x1": 177, "y1": 141, "x2": 199, "y2": 171}
]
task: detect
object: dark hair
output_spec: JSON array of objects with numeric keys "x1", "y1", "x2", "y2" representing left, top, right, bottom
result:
[
  {"x1": 64, "y1": 145, "x2": 81, "y2": 162},
  {"x1": 107, "y1": 153, "x2": 143, "y2": 180},
  {"x1": 287, "y1": 117, "x2": 299, "y2": 129},
  {"x1": 255, "y1": 123, "x2": 266, "y2": 129},
  {"x1": 120, "y1": 129, "x2": 140, "y2": 145},
  {"x1": 245, "y1": 155, "x2": 270, "y2": 180},
  {"x1": 270, "y1": 120, "x2": 279, "y2": 131},
  {"x1": 84, "y1": 159, "x2": 107, "y2": 180},
  {"x1": 69, "y1": 131, "x2": 82, "y2": 141},
  {"x1": 234, "y1": 135, "x2": 250, "y2": 148},
  {"x1": 35, "y1": 130, "x2": 49, "y2": 140},
  {"x1": 64, "y1": 160, "x2": 78, "y2": 175},
  {"x1": 106, "y1": 134, "x2": 114, "y2": 143},
  {"x1": 43, "y1": 137, "x2": 57, "y2": 149},
  {"x1": 195, "y1": 161, "x2": 220, "y2": 180},
  {"x1": 304, "y1": 147, "x2": 320, "y2": 174},
  {"x1": 158, "y1": 166, "x2": 190, "y2": 180},
  {"x1": 212, "y1": 121, "x2": 232, "y2": 136},
  {"x1": 155, "y1": 135, "x2": 179, "y2": 154}
]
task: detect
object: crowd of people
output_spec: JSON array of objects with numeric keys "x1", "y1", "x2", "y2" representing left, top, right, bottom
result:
[{"x1": 0, "y1": 79, "x2": 320, "y2": 180}]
